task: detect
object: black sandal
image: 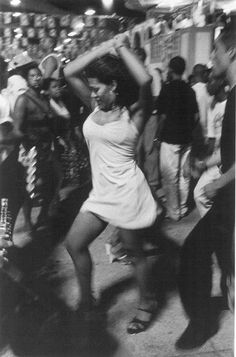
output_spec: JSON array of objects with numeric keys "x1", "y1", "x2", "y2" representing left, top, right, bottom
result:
[{"x1": 127, "y1": 303, "x2": 158, "y2": 335}]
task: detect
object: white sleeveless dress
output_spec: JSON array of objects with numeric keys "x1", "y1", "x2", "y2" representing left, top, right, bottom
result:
[{"x1": 81, "y1": 107, "x2": 158, "y2": 229}]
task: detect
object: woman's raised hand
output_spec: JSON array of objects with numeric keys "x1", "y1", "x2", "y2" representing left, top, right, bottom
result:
[{"x1": 114, "y1": 34, "x2": 127, "y2": 51}]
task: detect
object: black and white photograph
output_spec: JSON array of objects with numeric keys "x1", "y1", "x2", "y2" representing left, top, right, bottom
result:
[{"x1": 0, "y1": 0, "x2": 235, "y2": 356}]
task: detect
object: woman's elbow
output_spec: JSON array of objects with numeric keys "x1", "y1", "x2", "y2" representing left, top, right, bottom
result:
[
  {"x1": 140, "y1": 76, "x2": 152, "y2": 90},
  {"x1": 63, "y1": 66, "x2": 71, "y2": 79}
]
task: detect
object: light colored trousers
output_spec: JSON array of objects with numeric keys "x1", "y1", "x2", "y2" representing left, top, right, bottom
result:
[
  {"x1": 194, "y1": 165, "x2": 221, "y2": 217},
  {"x1": 160, "y1": 142, "x2": 191, "y2": 221}
]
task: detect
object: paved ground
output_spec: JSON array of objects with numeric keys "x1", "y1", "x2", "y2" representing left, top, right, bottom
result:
[{"x1": 0, "y1": 206, "x2": 234, "y2": 357}]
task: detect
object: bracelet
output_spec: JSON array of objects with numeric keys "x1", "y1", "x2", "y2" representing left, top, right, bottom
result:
[{"x1": 116, "y1": 44, "x2": 125, "y2": 50}]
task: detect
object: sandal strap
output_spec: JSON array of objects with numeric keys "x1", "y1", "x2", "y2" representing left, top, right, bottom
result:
[
  {"x1": 137, "y1": 307, "x2": 155, "y2": 314},
  {"x1": 137, "y1": 301, "x2": 158, "y2": 314},
  {"x1": 130, "y1": 317, "x2": 150, "y2": 328}
]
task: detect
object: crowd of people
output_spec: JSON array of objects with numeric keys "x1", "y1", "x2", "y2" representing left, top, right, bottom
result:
[{"x1": 0, "y1": 21, "x2": 235, "y2": 351}]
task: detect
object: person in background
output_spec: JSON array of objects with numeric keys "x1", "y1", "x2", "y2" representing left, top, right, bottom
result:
[
  {"x1": 14, "y1": 64, "x2": 55, "y2": 231},
  {"x1": 134, "y1": 47, "x2": 163, "y2": 202},
  {"x1": 42, "y1": 77, "x2": 71, "y2": 136},
  {"x1": 64, "y1": 36, "x2": 161, "y2": 334},
  {"x1": 187, "y1": 74, "x2": 195, "y2": 87},
  {"x1": 193, "y1": 73, "x2": 227, "y2": 217},
  {"x1": 177, "y1": 27, "x2": 235, "y2": 350},
  {"x1": 2, "y1": 75, "x2": 28, "y2": 115},
  {"x1": 42, "y1": 78, "x2": 92, "y2": 236},
  {"x1": 39, "y1": 37, "x2": 61, "y2": 79},
  {"x1": 0, "y1": 95, "x2": 24, "y2": 246},
  {"x1": 0, "y1": 56, "x2": 8, "y2": 93},
  {"x1": 157, "y1": 56, "x2": 199, "y2": 221},
  {"x1": 0, "y1": 57, "x2": 25, "y2": 263},
  {"x1": 192, "y1": 64, "x2": 211, "y2": 138},
  {"x1": 49, "y1": 122, "x2": 91, "y2": 237}
]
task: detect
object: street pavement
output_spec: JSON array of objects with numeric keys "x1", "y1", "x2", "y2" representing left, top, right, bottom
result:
[{"x1": 0, "y1": 207, "x2": 234, "y2": 357}]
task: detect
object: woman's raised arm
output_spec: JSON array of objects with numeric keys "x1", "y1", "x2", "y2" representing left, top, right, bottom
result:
[
  {"x1": 114, "y1": 36, "x2": 152, "y2": 131},
  {"x1": 64, "y1": 42, "x2": 114, "y2": 109}
]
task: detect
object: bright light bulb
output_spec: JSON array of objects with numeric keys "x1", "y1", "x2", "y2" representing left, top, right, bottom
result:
[
  {"x1": 68, "y1": 31, "x2": 77, "y2": 37},
  {"x1": 74, "y1": 22, "x2": 85, "y2": 30},
  {"x1": 85, "y1": 9, "x2": 96, "y2": 16},
  {"x1": 10, "y1": 0, "x2": 21, "y2": 7},
  {"x1": 63, "y1": 38, "x2": 72, "y2": 44},
  {"x1": 54, "y1": 45, "x2": 63, "y2": 52},
  {"x1": 102, "y1": 0, "x2": 113, "y2": 10}
]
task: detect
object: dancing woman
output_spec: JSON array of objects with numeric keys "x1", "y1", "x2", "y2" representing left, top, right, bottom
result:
[{"x1": 64, "y1": 37, "x2": 161, "y2": 334}]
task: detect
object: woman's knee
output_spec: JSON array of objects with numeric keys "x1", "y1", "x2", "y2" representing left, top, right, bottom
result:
[
  {"x1": 65, "y1": 211, "x2": 105, "y2": 256},
  {"x1": 65, "y1": 221, "x2": 88, "y2": 256},
  {"x1": 65, "y1": 230, "x2": 82, "y2": 257}
]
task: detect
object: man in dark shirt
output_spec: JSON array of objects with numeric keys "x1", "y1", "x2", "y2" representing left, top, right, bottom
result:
[
  {"x1": 157, "y1": 56, "x2": 199, "y2": 221},
  {"x1": 176, "y1": 28, "x2": 235, "y2": 350}
]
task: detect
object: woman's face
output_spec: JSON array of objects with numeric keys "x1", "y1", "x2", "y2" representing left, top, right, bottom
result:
[
  {"x1": 27, "y1": 68, "x2": 42, "y2": 90},
  {"x1": 88, "y1": 77, "x2": 116, "y2": 111}
]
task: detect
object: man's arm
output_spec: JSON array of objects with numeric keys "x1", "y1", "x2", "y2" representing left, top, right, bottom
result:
[
  {"x1": 42, "y1": 56, "x2": 58, "y2": 78},
  {"x1": 204, "y1": 163, "x2": 235, "y2": 199}
]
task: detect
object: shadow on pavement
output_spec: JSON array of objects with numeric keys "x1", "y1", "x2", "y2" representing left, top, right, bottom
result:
[
  {"x1": 0, "y1": 226, "x2": 118, "y2": 357},
  {"x1": 0, "y1": 268, "x2": 118, "y2": 357},
  {"x1": 99, "y1": 234, "x2": 181, "y2": 322}
]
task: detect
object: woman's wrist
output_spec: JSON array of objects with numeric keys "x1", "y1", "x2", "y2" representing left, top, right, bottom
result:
[
  {"x1": 115, "y1": 44, "x2": 125, "y2": 50},
  {"x1": 197, "y1": 159, "x2": 207, "y2": 172}
]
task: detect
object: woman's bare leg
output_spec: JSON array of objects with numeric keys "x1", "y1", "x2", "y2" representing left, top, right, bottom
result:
[
  {"x1": 120, "y1": 229, "x2": 156, "y2": 305},
  {"x1": 120, "y1": 228, "x2": 158, "y2": 333},
  {"x1": 66, "y1": 211, "x2": 107, "y2": 309}
]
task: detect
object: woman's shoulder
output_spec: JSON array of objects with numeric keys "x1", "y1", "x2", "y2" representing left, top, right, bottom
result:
[{"x1": 128, "y1": 102, "x2": 143, "y2": 121}]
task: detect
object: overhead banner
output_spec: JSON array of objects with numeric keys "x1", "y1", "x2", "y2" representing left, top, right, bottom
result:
[{"x1": 150, "y1": 32, "x2": 181, "y2": 64}]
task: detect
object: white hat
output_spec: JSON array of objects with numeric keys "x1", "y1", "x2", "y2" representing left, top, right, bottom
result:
[
  {"x1": 7, "y1": 75, "x2": 28, "y2": 92},
  {"x1": 8, "y1": 52, "x2": 33, "y2": 71},
  {"x1": 0, "y1": 94, "x2": 13, "y2": 125}
]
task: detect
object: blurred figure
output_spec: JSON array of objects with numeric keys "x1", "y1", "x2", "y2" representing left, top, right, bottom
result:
[
  {"x1": 42, "y1": 77, "x2": 71, "y2": 136},
  {"x1": 0, "y1": 95, "x2": 24, "y2": 242},
  {"x1": 2, "y1": 75, "x2": 28, "y2": 114},
  {"x1": 187, "y1": 74, "x2": 195, "y2": 87},
  {"x1": 134, "y1": 47, "x2": 163, "y2": 202},
  {"x1": 0, "y1": 56, "x2": 8, "y2": 92},
  {"x1": 14, "y1": 64, "x2": 55, "y2": 230},
  {"x1": 157, "y1": 56, "x2": 199, "y2": 221},
  {"x1": 192, "y1": 64, "x2": 211, "y2": 138},
  {"x1": 0, "y1": 57, "x2": 25, "y2": 261},
  {"x1": 39, "y1": 37, "x2": 61, "y2": 79},
  {"x1": 50, "y1": 123, "x2": 91, "y2": 237},
  {"x1": 194, "y1": 73, "x2": 227, "y2": 217},
  {"x1": 177, "y1": 28, "x2": 235, "y2": 350}
]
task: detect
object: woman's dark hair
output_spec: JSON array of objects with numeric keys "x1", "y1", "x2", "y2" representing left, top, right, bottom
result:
[
  {"x1": 85, "y1": 54, "x2": 139, "y2": 107},
  {"x1": 218, "y1": 27, "x2": 236, "y2": 51},
  {"x1": 20, "y1": 62, "x2": 41, "y2": 80},
  {"x1": 42, "y1": 77, "x2": 58, "y2": 91}
]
